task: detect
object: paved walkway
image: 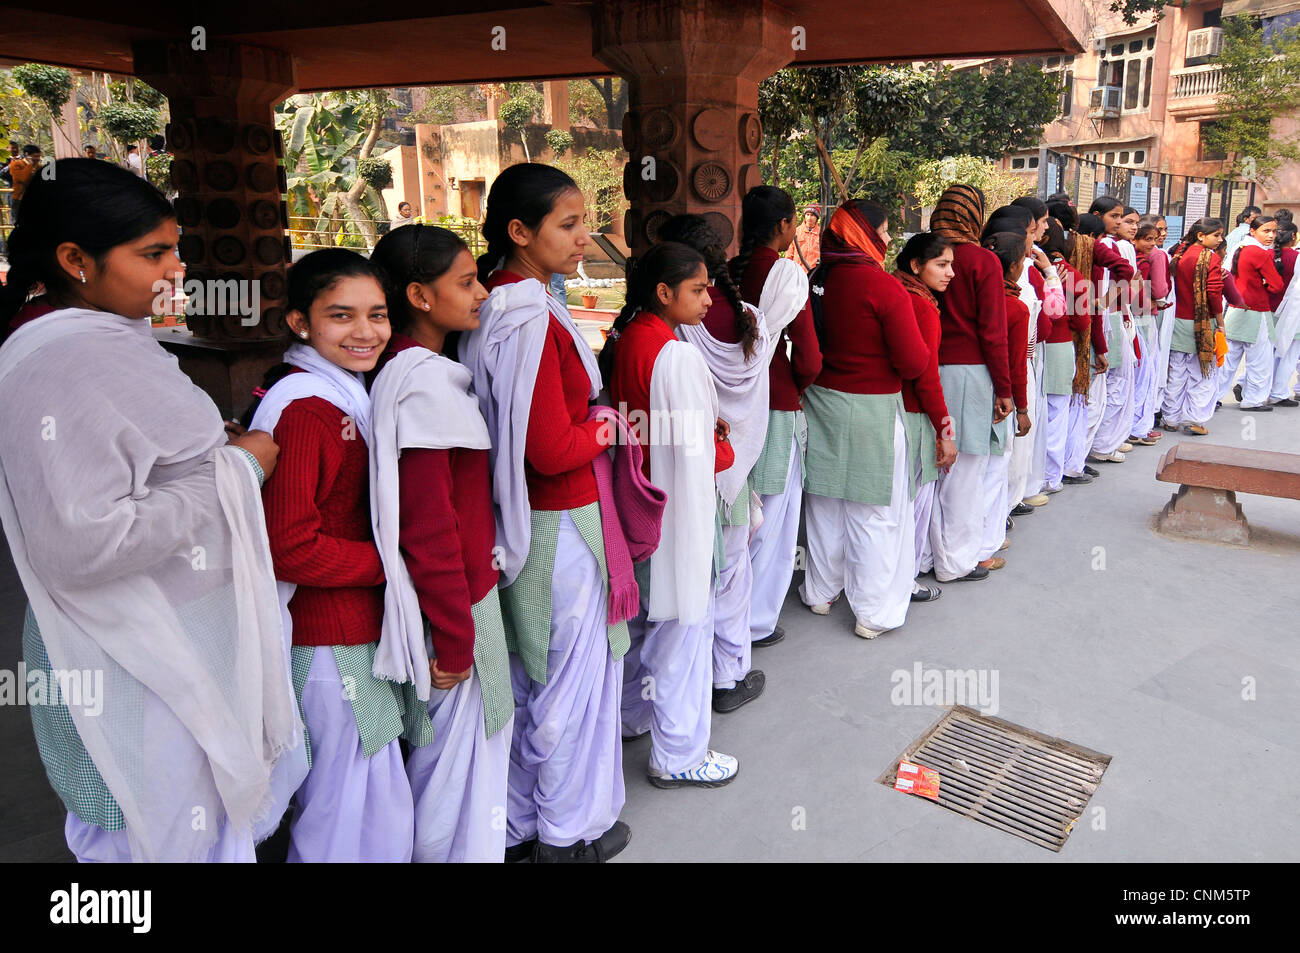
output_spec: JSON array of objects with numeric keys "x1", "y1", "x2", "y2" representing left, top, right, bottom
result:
[{"x1": 3, "y1": 398, "x2": 1298, "y2": 862}]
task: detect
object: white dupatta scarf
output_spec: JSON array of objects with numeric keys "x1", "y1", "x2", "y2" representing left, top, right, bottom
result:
[
  {"x1": 249, "y1": 342, "x2": 375, "y2": 650},
  {"x1": 1273, "y1": 259, "x2": 1300, "y2": 345},
  {"x1": 0, "y1": 308, "x2": 303, "y2": 862},
  {"x1": 647, "y1": 341, "x2": 720, "y2": 625},
  {"x1": 368, "y1": 345, "x2": 491, "y2": 701},
  {"x1": 677, "y1": 302, "x2": 771, "y2": 509}
]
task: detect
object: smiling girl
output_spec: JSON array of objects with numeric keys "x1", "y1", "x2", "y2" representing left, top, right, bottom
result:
[
  {"x1": 0, "y1": 159, "x2": 300, "y2": 862},
  {"x1": 460, "y1": 163, "x2": 630, "y2": 863},
  {"x1": 605, "y1": 241, "x2": 740, "y2": 787},
  {"x1": 247, "y1": 248, "x2": 416, "y2": 863},
  {"x1": 1218, "y1": 215, "x2": 1284, "y2": 411},
  {"x1": 367, "y1": 224, "x2": 514, "y2": 863}
]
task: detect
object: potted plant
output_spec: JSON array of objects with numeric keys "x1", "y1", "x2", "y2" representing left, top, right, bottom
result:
[{"x1": 581, "y1": 292, "x2": 599, "y2": 309}]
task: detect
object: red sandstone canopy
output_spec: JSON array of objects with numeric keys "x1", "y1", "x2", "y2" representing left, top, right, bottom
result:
[{"x1": 1, "y1": 1, "x2": 1085, "y2": 87}]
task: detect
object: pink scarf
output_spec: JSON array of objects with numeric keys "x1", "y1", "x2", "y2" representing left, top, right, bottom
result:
[{"x1": 588, "y1": 405, "x2": 667, "y2": 623}]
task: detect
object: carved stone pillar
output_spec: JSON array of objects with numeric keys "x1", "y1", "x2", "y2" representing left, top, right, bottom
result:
[
  {"x1": 133, "y1": 40, "x2": 296, "y2": 418},
  {"x1": 592, "y1": 0, "x2": 795, "y2": 257}
]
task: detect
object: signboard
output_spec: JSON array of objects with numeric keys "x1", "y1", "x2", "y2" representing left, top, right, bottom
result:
[
  {"x1": 1163, "y1": 215, "x2": 1184, "y2": 250},
  {"x1": 1186, "y1": 182, "x2": 1210, "y2": 222},
  {"x1": 1079, "y1": 166, "x2": 1096, "y2": 209},
  {"x1": 1129, "y1": 175, "x2": 1150, "y2": 214},
  {"x1": 1148, "y1": 184, "x2": 1162, "y2": 216},
  {"x1": 1229, "y1": 187, "x2": 1251, "y2": 225},
  {"x1": 1045, "y1": 162, "x2": 1059, "y2": 197}
]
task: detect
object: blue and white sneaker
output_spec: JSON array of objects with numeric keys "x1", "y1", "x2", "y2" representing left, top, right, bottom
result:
[{"x1": 648, "y1": 749, "x2": 739, "y2": 789}]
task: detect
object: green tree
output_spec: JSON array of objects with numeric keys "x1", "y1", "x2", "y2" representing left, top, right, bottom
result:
[
  {"x1": 545, "y1": 128, "x2": 574, "y2": 158},
  {"x1": 1111, "y1": 0, "x2": 1176, "y2": 26},
  {"x1": 276, "y1": 89, "x2": 398, "y2": 250},
  {"x1": 500, "y1": 85, "x2": 544, "y2": 162},
  {"x1": 554, "y1": 148, "x2": 626, "y2": 231},
  {"x1": 1201, "y1": 16, "x2": 1300, "y2": 184},
  {"x1": 890, "y1": 60, "x2": 1062, "y2": 160}
]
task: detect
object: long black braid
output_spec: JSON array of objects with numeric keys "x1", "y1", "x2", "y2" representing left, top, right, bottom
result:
[{"x1": 657, "y1": 214, "x2": 759, "y2": 359}]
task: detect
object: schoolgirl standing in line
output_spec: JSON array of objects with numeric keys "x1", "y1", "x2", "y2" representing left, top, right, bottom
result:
[
  {"x1": 1088, "y1": 196, "x2": 1139, "y2": 464},
  {"x1": 977, "y1": 232, "x2": 1033, "y2": 573},
  {"x1": 1267, "y1": 221, "x2": 1299, "y2": 405},
  {"x1": 1127, "y1": 222, "x2": 1166, "y2": 446},
  {"x1": 604, "y1": 241, "x2": 741, "y2": 786},
  {"x1": 800, "y1": 200, "x2": 930, "y2": 636},
  {"x1": 0, "y1": 159, "x2": 300, "y2": 863},
  {"x1": 732, "y1": 186, "x2": 821, "y2": 648},
  {"x1": 928, "y1": 184, "x2": 1013, "y2": 584},
  {"x1": 1061, "y1": 215, "x2": 1110, "y2": 482},
  {"x1": 655, "y1": 214, "x2": 783, "y2": 714},
  {"x1": 1218, "y1": 215, "x2": 1284, "y2": 411},
  {"x1": 247, "y1": 248, "x2": 415, "y2": 863},
  {"x1": 1037, "y1": 220, "x2": 1091, "y2": 494},
  {"x1": 1161, "y1": 218, "x2": 1227, "y2": 435},
  {"x1": 459, "y1": 163, "x2": 630, "y2": 863},
  {"x1": 892, "y1": 232, "x2": 957, "y2": 601},
  {"x1": 367, "y1": 224, "x2": 514, "y2": 863},
  {"x1": 1139, "y1": 213, "x2": 1175, "y2": 420}
]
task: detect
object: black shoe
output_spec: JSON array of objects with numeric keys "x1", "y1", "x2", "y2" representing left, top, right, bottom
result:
[
  {"x1": 911, "y1": 584, "x2": 942, "y2": 603},
  {"x1": 1215, "y1": 401, "x2": 1223, "y2": 410},
  {"x1": 1233, "y1": 383, "x2": 1243, "y2": 403},
  {"x1": 1241, "y1": 404, "x2": 1274, "y2": 412},
  {"x1": 1083, "y1": 465, "x2": 1100, "y2": 477},
  {"x1": 591, "y1": 820, "x2": 631, "y2": 862},
  {"x1": 952, "y1": 566, "x2": 990, "y2": 581},
  {"x1": 1274, "y1": 398, "x2": 1300, "y2": 407},
  {"x1": 1011, "y1": 502, "x2": 1034, "y2": 516},
  {"x1": 505, "y1": 838, "x2": 538, "y2": 862},
  {"x1": 753, "y1": 625, "x2": 785, "y2": 648},
  {"x1": 712, "y1": 669, "x2": 765, "y2": 713},
  {"x1": 1061, "y1": 473, "x2": 1093, "y2": 485},
  {"x1": 533, "y1": 838, "x2": 600, "y2": 863},
  {"x1": 1006, "y1": 515, "x2": 1014, "y2": 532}
]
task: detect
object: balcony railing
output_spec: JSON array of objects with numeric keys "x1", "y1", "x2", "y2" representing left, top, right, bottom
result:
[{"x1": 1170, "y1": 63, "x2": 1224, "y2": 100}]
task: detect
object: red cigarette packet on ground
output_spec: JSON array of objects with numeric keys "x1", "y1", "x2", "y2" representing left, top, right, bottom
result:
[{"x1": 894, "y1": 760, "x2": 941, "y2": 801}]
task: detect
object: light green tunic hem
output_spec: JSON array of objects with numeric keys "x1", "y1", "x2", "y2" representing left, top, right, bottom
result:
[
  {"x1": 903, "y1": 411, "x2": 937, "y2": 500},
  {"x1": 937, "y1": 364, "x2": 1009, "y2": 456},
  {"x1": 1043, "y1": 341, "x2": 1077, "y2": 396},
  {"x1": 1223, "y1": 307, "x2": 1274, "y2": 345},
  {"x1": 802, "y1": 385, "x2": 904, "y2": 506}
]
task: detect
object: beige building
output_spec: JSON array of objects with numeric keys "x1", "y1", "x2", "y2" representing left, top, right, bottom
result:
[{"x1": 1003, "y1": 0, "x2": 1299, "y2": 215}]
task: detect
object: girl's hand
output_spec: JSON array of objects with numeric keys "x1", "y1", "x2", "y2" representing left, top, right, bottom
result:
[
  {"x1": 1093, "y1": 353, "x2": 1109, "y2": 374},
  {"x1": 715, "y1": 418, "x2": 731, "y2": 441},
  {"x1": 993, "y1": 397, "x2": 1015, "y2": 423},
  {"x1": 935, "y1": 437, "x2": 958, "y2": 468},
  {"x1": 431, "y1": 660, "x2": 472, "y2": 691},
  {"x1": 1016, "y1": 411, "x2": 1031, "y2": 437},
  {"x1": 230, "y1": 429, "x2": 279, "y2": 480},
  {"x1": 1032, "y1": 247, "x2": 1052, "y2": 274},
  {"x1": 224, "y1": 419, "x2": 247, "y2": 439}
]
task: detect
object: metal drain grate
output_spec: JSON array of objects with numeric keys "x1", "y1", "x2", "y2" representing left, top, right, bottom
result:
[{"x1": 879, "y1": 706, "x2": 1111, "y2": 852}]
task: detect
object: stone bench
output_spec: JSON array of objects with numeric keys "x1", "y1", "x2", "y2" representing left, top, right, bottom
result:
[{"x1": 1155, "y1": 442, "x2": 1300, "y2": 544}]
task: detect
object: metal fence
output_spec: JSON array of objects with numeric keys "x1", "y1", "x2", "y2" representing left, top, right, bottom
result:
[
  {"x1": 1037, "y1": 148, "x2": 1258, "y2": 244},
  {"x1": 287, "y1": 215, "x2": 484, "y2": 256}
]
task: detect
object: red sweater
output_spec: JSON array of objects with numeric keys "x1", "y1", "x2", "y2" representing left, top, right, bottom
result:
[
  {"x1": 610, "y1": 311, "x2": 733, "y2": 480},
  {"x1": 1004, "y1": 293, "x2": 1030, "y2": 411},
  {"x1": 1269, "y1": 247, "x2": 1297, "y2": 312},
  {"x1": 937, "y1": 241, "x2": 1012, "y2": 399},
  {"x1": 263, "y1": 389, "x2": 385, "y2": 647},
  {"x1": 1174, "y1": 249, "x2": 1225, "y2": 321},
  {"x1": 815, "y1": 261, "x2": 928, "y2": 395},
  {"x1": 702, "y1": 292, "x2": 743, "y2": 343},
  {"x1": 1232, "y1": 244, "x2": 1285, "y2": 312},
  {"x1": 739, "y1": 246, "x2": 822, "y2": 410},
  {"x1": 1047, "y1": 261, "x2": 1090, "y2": 343},
  {"x1": 900, "y1": 289, "x2": 951, "y2": 433},
  {"x1": 485, "y1": 270, "x2": 606, "y2": 511},
  {"x1": 373, "y1": 334, "x2": 496, "y2": 675}
]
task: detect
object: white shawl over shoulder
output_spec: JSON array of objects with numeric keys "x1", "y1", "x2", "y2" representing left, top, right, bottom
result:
[
  {"x1": 647, "y1": 341, "x2": 720, "y2": 625},
  {"x1": 0, "y1": 309, "x2": 303, "y2": 862},
  {"x1": 368, "y1": 346, "x2": 491, "y2": 700}
]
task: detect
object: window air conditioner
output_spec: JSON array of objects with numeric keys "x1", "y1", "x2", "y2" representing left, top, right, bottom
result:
[
  {"x1": 1186, "y1": 27, "x2": 1224, "y2": 61},
  {"x1": 1088, "y1": 86, "x2": 1122, "y2": 119}
]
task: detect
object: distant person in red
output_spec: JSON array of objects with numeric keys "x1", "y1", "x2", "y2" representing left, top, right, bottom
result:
[{"x1": 785, "y1": 204, "x2": 821, "y2": 271}]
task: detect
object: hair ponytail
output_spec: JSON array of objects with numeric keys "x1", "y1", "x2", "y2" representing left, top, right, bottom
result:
[{"x1": 729, "y1": 185, "x2": 795, "y2": 286}]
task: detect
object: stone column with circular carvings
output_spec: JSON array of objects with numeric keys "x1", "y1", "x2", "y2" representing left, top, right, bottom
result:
[
  {"x1": 593, "y1": 0, "x2": 795, "y2": 258},
  {"x1": 133, "y1": 40, "x2": 296, "y2": 419}
]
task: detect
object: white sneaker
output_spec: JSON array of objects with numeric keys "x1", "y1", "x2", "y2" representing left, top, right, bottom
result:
[
  {"x1": 1118, "y1": 442, "x2": 1134, "y2": 452},
  {"x1": 1043, "y1": 483, "x2": 1063, "y2": 494},
  {"x1": 809, "y1": 602, "x2": 831, "y2": 615},
  {"x1": 648, "y1": 749, "x2": 739, "y2": 788},
  {"x1": 1089, "y1": 450, "x2": 1125, "y2": 463},
  {"x1": 854, "y1": 622, "x2": 886, "y2": 640}
]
